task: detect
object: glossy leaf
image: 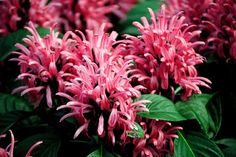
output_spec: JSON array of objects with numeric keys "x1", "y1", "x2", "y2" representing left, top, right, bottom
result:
[
  {"x1": 175, "y1": 94, "x2": 216, "y2": 137},
  {"x1": 87, "y1": 146, "x2": 114, "y2": 157},
  {"x1": 186, "y1": 132, "x2": 224, "y2": 157},
  {"x1": 174, "y1": 131, "x2": 224, "y2": 157},
  {"x1": 136, "y1": 94, "x2": 186, "y2": 121},
  {"x1": 174, "y1": 131, "x2": 196, "y2": 157},
  {"x1": 87, "y1": 148, "x2": 102, "y2": 157}
]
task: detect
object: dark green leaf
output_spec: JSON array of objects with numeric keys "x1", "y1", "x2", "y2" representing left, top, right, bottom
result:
[
  {"x1": 127, "y1": 122, "x2": 144, "y2": 138},
  {"x1": 206, "y1": 95, "x2": 222, "y2": 138},
  {"x1": 174, "y1": 131, "x2": 224, "y2": 157},
  {"x1": 14, "y1": 133, "x2": 61, "y2": 157},
  {"x1": 186, "y1": 132, "x2": 224, "y2": 157},
  {"x1": 87, "y1": 148, "x2": 102, "y2": 157},
  {"x1": 116, "y1": 0, "x2": 162, "y2": 35},
  {"x1": 87, "y1": 146, "x2": 114, "y2": 157},
  {"x1": 175, "y1": 94, "x2": 215, "y2": 137},
  {"x1": 0, "y1": 27, "x2": 50, "y2": 61},
  {"x1": 0, "y1": 93, "x2": 33, "y2": 114},
  {"x1": 0, "y1": 111, "x2": 31, "y2": 134},
  {"x1": 174, "y1": 131, "x2": 196, "y2": 157},
  {"x1": 216, "y1": 138, "x2": 236, "y2": 157},
  {"x1": 136, "y1": 94, "x2": 186, "y2": 121}
]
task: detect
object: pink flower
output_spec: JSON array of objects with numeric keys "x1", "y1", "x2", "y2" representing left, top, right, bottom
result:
[
  {"x1": 124, "y1": 5, "x2": 211, "y2": 99},
  {"x1": 130, "y1": 120, "x2": 182, "y2": 157},
  {"x1": 54, "y1": 0, "x2": 138, "y2": 32},
  {"x1": 0, "y1": 130, "x2": 42, "y2": 157},
  {"x1": 165, "y1": 0, "x2": 212, "y2": 25},
  {"x1": 57, "y1": 24, "x2": 149, "y2": 144},
  {"x1": 28, "y1": 0, "x2": 61, "y2": 29},
  {"x1": 165, "y1": 0, "x2": 236, "y2": 61},
  {"x1": 55, "y1": 0, "x2": 117, "y2": 32},
  {"x1": 199, "y1": 0, "x2": 236, "y2": 61},
  {"x1": 11, "y1": 22, "x2": 67, "y2": 107},
  {"x1": 111, "y1": 0, "x2": 138, "y2": 19},
  {"x1": 0, "y1": 0, "x2": 61, "y2": 36},
  {"x1": 0, "y1": 0, "x2": 21, "y2": 36}
]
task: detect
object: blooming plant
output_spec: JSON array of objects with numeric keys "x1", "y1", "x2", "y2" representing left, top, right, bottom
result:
[{"x1": 0, "y1": 0, "x2": 236, "y2": 157}]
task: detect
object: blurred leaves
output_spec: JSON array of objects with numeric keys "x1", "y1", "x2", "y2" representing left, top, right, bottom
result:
[
  {"x1": 14, "y1": 133, "x2": 61, "y2": 157},
  {"x1": 216, "y1": 138, "x2": 236, "y2": 157},
  {"x1": 116, "y1": 0, "x2": 162, "y2": 35},
  {"x1": 0, "y1": 27, "x2": 50, "y2": 61},
  {"x1": 0, "y1": 111, "x2": 30, "y2": 134},
  {"x1": 0, "y1": 93, "x2": 33, "y2": 114}
]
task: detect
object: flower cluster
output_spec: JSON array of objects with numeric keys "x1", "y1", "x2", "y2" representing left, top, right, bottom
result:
[
  {"x1": 56, "y1": 0, "x2": 137, "y2": 32},
  {"x1": 131, "y1": 119, "x2": 181, "y2": 157},
  {"x1": 0, "y1": 0, "x2": 137, "y2": 36},
  {"x1": 124, "y1": 5, "x2": 211, "y2": 99},
  {"x1": 165, "y1": 0, "x2": 236, "y2": 61},
  {"x1": 12, "y1": 20, "x2": 182, "y2": 156},
  {"x1": 165, "y1": 0, "x2": 212, "y2": 25},
  {"x1": 201, "y1": 0, "x2": 236, "y2": 61},
  {"x1": 11, "y1": 22, "x2": 65, "y2": 107},
  {"x1": 0, "y1": 130, "x2": 42, "y2": 157},
  {"x1": 0, "y1": 0, "x2": 61, "y2": 36},
  {"x1": 10, "y1": 3, "x2": 213, "y2": 156},
  {"x1": 57, "y1": 24, "x2": 149, "y2": 144}
]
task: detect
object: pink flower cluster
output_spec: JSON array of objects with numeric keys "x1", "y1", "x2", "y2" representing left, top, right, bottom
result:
[
  {"x1": 0, "y1": 0, "x2": 137, "y2": 36},
  {"x1": 165, "y1": 0, "x2": 212, "y2": 25},
  {"x1": 57, "y1": 24, "x2": 149, "y2": 144},
  {"x1": 12, "y1": 21, "x2": 181, "y2": 156},
  {"x1": 131, "y1": 119, "x2": 181, "y2": 157},
  {"x1": 165, "y1": 0, "x2": 236, "y2": 61},
  {"x1": 11, "y1": 4, "x2": 211, "y2": 156},
  {"x1": 11, "y1": 22, "x2": 65, "y2": 107},
  {"x1": 124, "y1": 5, "x2": 211, "y2": 99},
  {"x1": 56, "y1": 0, "x2": 137, "y2": 32},
  {"x1": 0, "y1": 130, "x2": 42, "y2": 157},
  {"x1": 0, "y1": 0, "x2": 61, "y2": 36}
]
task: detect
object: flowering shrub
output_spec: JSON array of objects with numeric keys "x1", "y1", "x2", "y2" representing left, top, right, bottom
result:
[{"x1": 0, "y1": 0, "x2": 236, "y2": 157}]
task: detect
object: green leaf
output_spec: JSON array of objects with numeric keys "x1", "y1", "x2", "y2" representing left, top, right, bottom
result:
[
  {"x1": 216, "y1": 138, "x2": 236, "y2": 157},
  {"x1": 187, "y1": 132, "x2": 224, "y2": 157},
  {"x1": 174, "y1": 131, "x2": 224, "y2": 157},
  {"x1": 87, "y1": 146, "x2": 114, "y2": 157},
  {"x1": 127, "y1": 122, "x2": 144, "y2": 138},
  {"x1": 116, "y1": 0, "x2": 162, "y2": 35},
  {"x1": 175, "y1": 94, "x2": 216, "y2": 137},
  {"x1": 14, "y1": 133, "x2": 61, "y2": 157},
  {"x1": 136, "y1": 94, "x2": 186, "y2": 121},
  {"x1": 0, "y1": 27, "x2": 50, "y2": 61},
  {"x1": 174, "y1": 131, "x2": 196, "y2": 157},
  {"x1": 0, "y1": 111, "x2": 31, "y2": 134},
  {"x1": 0, "y1": 93, "x2": 33, "y2": 114},
  {"x1": 87, "y1": 148, "x2": 102, "y2": 157},
  {"x1": 206, "y1": 95, "x2": 222, "y2": 138}
]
